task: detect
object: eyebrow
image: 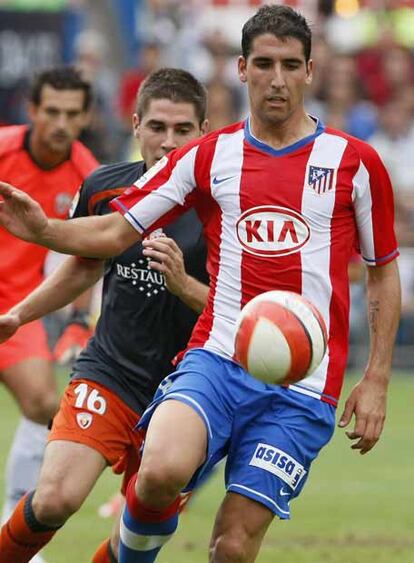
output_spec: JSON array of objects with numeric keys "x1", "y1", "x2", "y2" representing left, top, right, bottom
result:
[
  {"x1": 146, "y1": 119, "x2": 196, "y2": 128},
  {"x1": 252, "y1": 56, "x2": 304, "y2": 64}
]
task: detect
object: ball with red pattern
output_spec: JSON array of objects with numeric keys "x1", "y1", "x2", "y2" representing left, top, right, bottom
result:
[{"x1": 234, "y1": 290, "x2": 327, "y2": 386}]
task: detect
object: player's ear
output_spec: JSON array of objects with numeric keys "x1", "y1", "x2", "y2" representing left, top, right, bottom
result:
[
  {"x1": 238, "y1": 56, "x2": 248, "y2": 83},
  {"x1": 305, "y1": 59, "x2": 313, "y2": 86},
  {"x1": 132, "y1": 113, "x2": 141, "y2": 139},
  {"x1": 200, "y1": 119, "x2": 209, "y2": 135},
  {"x1": 80, "y1": 109, "x2": 92, "y2": 129},
  {"x1": 26, "y1": 101, "x2": 38, "y2": 122}
]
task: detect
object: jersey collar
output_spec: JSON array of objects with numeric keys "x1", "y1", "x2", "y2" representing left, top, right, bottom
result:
[{"x1": 244, "y1": 115, "x2": 325, "y2": 157}]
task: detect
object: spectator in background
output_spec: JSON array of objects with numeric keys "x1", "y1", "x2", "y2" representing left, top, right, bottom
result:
[
  {"x1": 368, "y1": 92, "x2": 414, "y2": 357},
  {"x1": 310, "y1": 53, "x2": 378, "y2": 140},
  {"x1": 204, "y1": 30, "x2": 243, "y2": 130},
  {"x1": 369, "y1": 95, "x2": 414, "y2": 216},
  {"x1": 358, "y1": 43, "x2": 414, "y2": 107},
  {"x1": 207, "y1": 81, "x2": 238, "y2": 131},
  {"x1": 118, "y1": 41, "x2": 162, "y2": 159},
  {"x1": 75, "y1": 29, "x2": 121, "y2": 163},
  {"x1": 118, "y1": 41, "x2": 161, "y2": 131}
]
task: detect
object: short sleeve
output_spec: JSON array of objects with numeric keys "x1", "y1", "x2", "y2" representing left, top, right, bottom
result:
[{"x1": 352, "y1": 144, "x2": 399, "y2": 266}]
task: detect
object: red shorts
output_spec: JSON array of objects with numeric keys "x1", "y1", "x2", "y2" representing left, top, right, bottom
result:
[
  {"x1": 0, "y1": 320, "x2": 52, "y2": 371},
  {"x1": 49, "y1": 378, "x2": 143, "y2": 494}
]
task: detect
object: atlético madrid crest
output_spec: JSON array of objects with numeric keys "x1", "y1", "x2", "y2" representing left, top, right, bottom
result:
[
  {"x1": 76, "y1": 412, "x2": 93, "y2": 429},
  {"x1": 307, "y1": 165, "x2": 336, "y2": 195}
]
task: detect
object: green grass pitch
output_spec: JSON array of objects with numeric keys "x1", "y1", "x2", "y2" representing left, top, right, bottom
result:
[{"x1": 1, "y1": 370, "x2": 413, "y2": 562}]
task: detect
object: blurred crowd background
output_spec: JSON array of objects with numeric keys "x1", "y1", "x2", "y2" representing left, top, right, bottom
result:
[{"x1": 0, "y1": 0, "x2": 413, "y2": 367}]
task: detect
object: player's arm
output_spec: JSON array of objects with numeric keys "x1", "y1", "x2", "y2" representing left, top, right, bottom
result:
[
  {"x1": 339, "y1": 259, "x2": 400, "y2": 454},
  {"x1": 0, "y1": 181, "x2": 140, "y2": 258},
  {"x1": 0, "y1": 256, "x2": 104, "y2": 343},
  {"x1": 142, "y1": 237, "x2": 208, "y2": 313}
]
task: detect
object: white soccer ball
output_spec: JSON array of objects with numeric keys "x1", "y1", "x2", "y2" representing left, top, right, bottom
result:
[{"x1": 234, "y1": 290, "x2": 327, "y2": 386}]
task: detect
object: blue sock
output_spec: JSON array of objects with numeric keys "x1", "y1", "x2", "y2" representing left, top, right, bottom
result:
[{"x1": 118, "y1": 476, "x2": 179, "y2": 562}]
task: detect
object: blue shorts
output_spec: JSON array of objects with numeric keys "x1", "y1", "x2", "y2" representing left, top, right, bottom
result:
[{"x1": 139, "y1": 348, "x2": 335, "y2": 519}]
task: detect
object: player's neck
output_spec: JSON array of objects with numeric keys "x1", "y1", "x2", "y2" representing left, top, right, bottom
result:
[
  {"x1": 249, "y1": 112, "x2": 316, "y2": 150},
  {"x1": 28, "y1": 132, "x2": 71, "y2": 170}
]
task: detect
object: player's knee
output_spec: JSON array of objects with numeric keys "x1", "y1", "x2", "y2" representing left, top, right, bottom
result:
[
  {"x1": 33, "y1": 484, "x2": 82, "y2": 526},
  {"x1": 209, "y1": 532, "x2": 249, "y2": 563},
  {"x1": 138, "y1": 462, "x2": 186, "y2": 507},
  {"x1": 20, "y1": 392, "x2": 58, "y2": 424}
]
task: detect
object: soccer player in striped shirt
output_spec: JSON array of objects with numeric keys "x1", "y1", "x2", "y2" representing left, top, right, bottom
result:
[{"x1": 0, "y1": 5, "x2": 401, "y2": 562}]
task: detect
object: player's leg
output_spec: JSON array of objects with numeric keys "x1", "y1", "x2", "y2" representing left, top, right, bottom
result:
[
  {"x1": 1, "y1": 358, "x2": 57, "y2": 423},
  {"x1": 0, "y1": 321, "x2": 58, "y2": 425},
  {"x1": 1, "y1": 417, "x2": 49, "y2": 524},
  {"x1": 0, "y1": 440, "x2": 106, "y2": 563},
  {"x1": 92, "y1": 415, "x2": 142, "y2": 563},
  {"x1": 92, "y1": 500, "x2": 122, "y2": 562},
  {"x1": 209, "y1": 386, "x2": 336, "y2": 562},
  {"x1": 0, "y1": 354, "x2": 58, "y2": 527},
  {"x1": 209, "y1": 493, "x2": 273, "y2": 562},
  {"x1": 119, "y1": 349, "x2": 237, "y2": 562},
  {"x1": 119, "y1": 400, "x2": 208, "y2": 562}
]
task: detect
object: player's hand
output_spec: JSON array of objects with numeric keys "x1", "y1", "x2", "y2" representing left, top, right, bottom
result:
[
  {"x1": 54, "y1": 311, "x2": 93, "y2": 365},
  {"x1": 0, "y1": 312, "x2": 21, "y2": 343},
  {"x1": 142, "y1": 236, "x2": 189, "y2": 297},
  {"x1": 338, "y1": 374, "x2": 388, "y2": 455},
  {"x1": 0, "y1": 181, "x2": 48, "y2": 242}
]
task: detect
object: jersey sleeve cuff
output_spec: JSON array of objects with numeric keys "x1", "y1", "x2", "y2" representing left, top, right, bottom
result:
[
  {"x1": 363, "y1": 248, "x2": 399, "y2": 266},
  {"x1": 110, "y1": 198, "x2": 147, "y2": 235}
]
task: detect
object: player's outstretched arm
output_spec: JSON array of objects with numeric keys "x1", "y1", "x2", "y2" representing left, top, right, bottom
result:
[
  {"x1": 142, "y1": 237, "x2": 209, "y2": 313},
  {"x1": 7, "y1": 256, "x2": 104, "y2": 335},
  {"x1": 338, "y1": 259, "x2": 401, "y2": 454},
  {"x1": 0, "y1": 181, "x2": 141, "y2": 257}
]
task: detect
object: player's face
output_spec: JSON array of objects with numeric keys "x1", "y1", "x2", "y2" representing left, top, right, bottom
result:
[
  {"x1": 133, "y1": 99, "x2": 208, "y2": 168},
  {"x1": 28, "y1": 85, "x2": 88, "y2": 155},
  {"x1": 238, "y1": 33, "x2": 312, "y2": 126}
]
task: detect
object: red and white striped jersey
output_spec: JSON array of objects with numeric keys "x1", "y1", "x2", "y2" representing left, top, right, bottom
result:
[{"x1": 111, "y1": 119, "x2": 398, "y2": 406}]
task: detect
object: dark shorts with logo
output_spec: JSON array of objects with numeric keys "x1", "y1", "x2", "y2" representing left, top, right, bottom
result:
[{"x1": 139, "y1": 348, "x2": 336, "y2": 519}]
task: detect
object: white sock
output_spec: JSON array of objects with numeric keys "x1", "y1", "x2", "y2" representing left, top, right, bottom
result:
[{"x1": 1, "y1": 416, "x2": 48, "y2": 523}]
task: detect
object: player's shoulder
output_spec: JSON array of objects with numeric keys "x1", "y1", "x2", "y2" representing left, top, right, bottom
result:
[
  {"x1": 324, "y1": 127, "x2": 382, "y2": 165},
  {"x1": 199, "y1": 121, "x2": 245, "y2": 149},
  {"x1": 85, "y1": 160, "x2": 145, "y2": 190},
  {"x1": 82, "y1": 160, "x2": 145, "y2": 198},
  {"x1": 0, "y1": 125, "x2": 27, "y2": 157},
  {"x1": 70, "y1": 140, "x2": 100, "y2": 178},
  {"x1": 171, "y1": 121, "x2": 244, "y2": 165}
]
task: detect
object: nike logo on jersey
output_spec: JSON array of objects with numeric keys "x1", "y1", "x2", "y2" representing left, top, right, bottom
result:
[
  {"x1": 212, "y1": 175, "x2": 233, "y2": 186},
  {"x1": 280, "y1": 488, "x2": 290, "y2": 497}
]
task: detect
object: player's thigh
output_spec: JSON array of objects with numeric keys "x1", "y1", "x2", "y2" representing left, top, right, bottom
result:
[
  {"x1": 210, "y1": 492, "x2": 273, "y2": 563},
  {"x1": 1, "y1": 358, "x2": 57, "y2": 422},
  {"x1": 140, "y1": 399, "x2": 208, "y2": 484},
  {"x1": 226, "y1": 388, "x2": 335, "y2": 519},
  {"x1": 51, "y1": 378, "x2": 142, "y2": 476},
  {"x1": 138, "y1": 349, "x2": 252, "y2": 489},
  {"x1": 34, "y1": 440, "x2": 107, "y2": 513}
]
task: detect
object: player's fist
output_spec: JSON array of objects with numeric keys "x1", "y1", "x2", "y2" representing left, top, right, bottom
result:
[
  {"x1": 54, "y1": 311, "x2": 93, "y2": 365},
  {"x1": 0, "y1": 312, "x2": 20, "y2": 343}
]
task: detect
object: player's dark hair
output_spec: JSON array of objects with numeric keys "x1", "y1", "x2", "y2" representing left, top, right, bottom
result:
[
  {"x1": 242, "y1": 4, "x2": 312, "y2": 62},
  {"x1": 137, "y1": 68, "x2": 207, "y2": 125},
  {"x1": 30, "y1": 66, "x2": 92, "y2": 111}
]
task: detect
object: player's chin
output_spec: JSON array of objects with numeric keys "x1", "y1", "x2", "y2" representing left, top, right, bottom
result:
[
  {"x1": 265, "y1": 110, "x2": 290, "y2": 126},
  {"x1": 49, "y1": 137, "x2": 72, "y2": 153}
]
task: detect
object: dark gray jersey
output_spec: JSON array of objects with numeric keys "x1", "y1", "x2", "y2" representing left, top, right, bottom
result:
[{"x1": 70, "y1": 161, "x2": 208, "y2": 413}]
